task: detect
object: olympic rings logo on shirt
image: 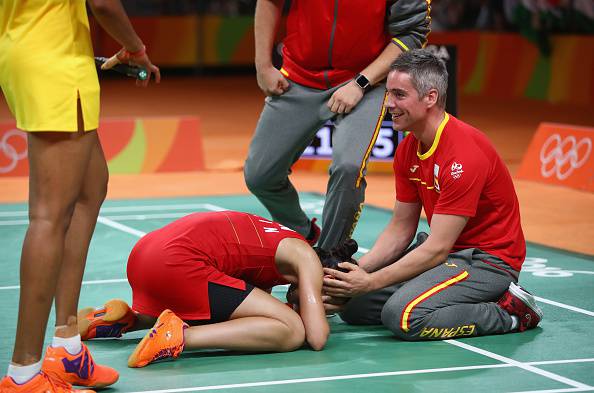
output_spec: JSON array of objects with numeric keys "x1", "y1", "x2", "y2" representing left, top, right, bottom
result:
[
  {"x1": 0, "y1": 129, "x2": 28, "y2": 174},
  {"x1": 539, "y1": 133, "x2": 592, "y2": 180}
]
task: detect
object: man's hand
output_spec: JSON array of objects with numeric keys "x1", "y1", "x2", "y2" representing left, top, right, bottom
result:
[
  {"x1": 323, "y1": 263, "x2": 374, "y2": 297},
  {"x1": 322, "y1": 295, "x2": 349, "y2": 314},
  {"x1": 256, "y1": 65, "x2": 289, "y2": 96},
  {"x1": 327, "y1": 80, "x2": 364, "y2": 114}
]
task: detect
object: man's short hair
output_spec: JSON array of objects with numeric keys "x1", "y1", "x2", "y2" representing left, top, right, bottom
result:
[{"x1": 390, "y1": 49, "x2": 448, "y2": 108}]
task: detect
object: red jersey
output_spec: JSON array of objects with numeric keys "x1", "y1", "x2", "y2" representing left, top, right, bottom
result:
[
  {"x1": 281, "y1": 0, "x2": 390, "y2": 89},
  {"x1": 127, "y1": 211, "x2": 305, "y2": 320},
  {"x1": 280, "y1": 1, "x2": 430, "y2": 89},
  {"x1": 135, "y1": 211, "x2": 303, "y2": 289},
  {"x1": 393, "y1": 114, "x2": 526, "y2": 270}
]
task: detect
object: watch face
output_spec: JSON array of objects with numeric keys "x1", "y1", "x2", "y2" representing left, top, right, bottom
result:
[{"x1": 356, "y1": 74, "x2": 370, "y2": 89}]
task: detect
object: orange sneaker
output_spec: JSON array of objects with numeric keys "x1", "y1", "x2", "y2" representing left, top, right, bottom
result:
[
  {"x1": 42, "y1": 343, "x2": 118, "y2": 388},
  {"x1": 0, "y1": 372, "x2": 95, "y2": 392},
  {"x1": 127, "y1": 309, "x2": 188, "y2": 368},
  {"x1": 78, "y1": 299, "x2": 136, "y2": 340}
]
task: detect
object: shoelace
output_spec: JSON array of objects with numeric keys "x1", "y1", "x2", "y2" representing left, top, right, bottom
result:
[
  {"x1": 77, "y1": 346, "x2": 96, "y2": 379},
  {"x1": 42, "y1": 371, "x2": 73, "y2": 392}
]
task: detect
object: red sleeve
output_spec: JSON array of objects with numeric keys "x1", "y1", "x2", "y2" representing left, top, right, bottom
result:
[
  {"x1": 434, "y1": 155, "x2": 487, "y2": 217},
  {"x1": 393, "y1": 139, "x2": 420, "y2": 203}
]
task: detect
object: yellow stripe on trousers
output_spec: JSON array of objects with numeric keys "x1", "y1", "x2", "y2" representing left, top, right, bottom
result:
[
  {"x1": 355, "y1": 92, "x2": 387, "y2": 188},
  {"x1": 400, "y1": 270, "x2": 469, "y2": 332}
]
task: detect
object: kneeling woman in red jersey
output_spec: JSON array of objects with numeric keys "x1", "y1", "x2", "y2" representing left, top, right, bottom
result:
[{"x1": 78, "y1": 211, "x2": 329, "y2": 368}]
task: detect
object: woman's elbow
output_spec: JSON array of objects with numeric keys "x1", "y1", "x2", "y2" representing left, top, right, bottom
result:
[{"x1": 307, "y1": 326, "x2": 330, "y2": 351}]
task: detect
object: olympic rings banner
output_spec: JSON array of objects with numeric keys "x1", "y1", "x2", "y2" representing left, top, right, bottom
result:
[
  {"x1": 517, "y1": 123, "x2": 593, "y2": 192},
  {"x1": 0, "y1": 117, "x2": 204, "y2": 177}
]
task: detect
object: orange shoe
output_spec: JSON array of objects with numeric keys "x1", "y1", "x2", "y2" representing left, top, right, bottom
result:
[
  {"x1": 42, "y1": 344, "x2": 118, "y2": 388},
  {"x1": 78, "y1": 299, "x2": 136, "y2": 340},
  {"x1": 127, "y1": 309, "x2": 188, "y2": 368},
  {"x1": 0, "y1": 372, "x2": 95, "y2": 392}
]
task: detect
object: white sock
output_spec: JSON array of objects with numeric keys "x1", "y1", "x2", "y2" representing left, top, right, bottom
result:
[
  {"x1": 510, "y1": 315, "x2": 519, "y2": 331},
  {"x1": 52, "y1": 334, "x2": 82, "y2": 355},
  {"x1": 7, "y1": 360, "x2": 42, "y2": 384}
]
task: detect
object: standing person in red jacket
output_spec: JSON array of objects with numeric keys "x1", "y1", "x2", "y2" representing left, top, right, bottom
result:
[
  {"x1": 322, "y1": 49, "x2": 543, "y2": 340},
  {"x1": 244, "y1": 0, "x2": 431, "y2": 249},
  {"x1": 77, "y1": 211, "x2": 329, "y2": 368}
]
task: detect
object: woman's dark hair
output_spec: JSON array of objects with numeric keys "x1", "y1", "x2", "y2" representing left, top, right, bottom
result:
[{"x1": 314, "y1": 239, "x2": 359, "y2": 272}]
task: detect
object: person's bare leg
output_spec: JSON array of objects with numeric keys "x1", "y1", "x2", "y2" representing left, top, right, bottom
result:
[
  {"x1": 183, "y1": 288, "x2": 305, "y2": 352},
  {"x1": 54, "y1": 129, "x2": 108, "y2": 339},
  {"x1": 11, "y1": 128, "x2": 96, "y2": 365}
]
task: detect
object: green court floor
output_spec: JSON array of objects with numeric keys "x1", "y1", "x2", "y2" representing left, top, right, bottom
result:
[{"x1": 0, "y1": 193, "x2": 593, "y2": 393}]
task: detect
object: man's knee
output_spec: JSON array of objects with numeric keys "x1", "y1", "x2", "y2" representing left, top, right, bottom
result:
[
  {"x1": 380, "y1": 297, "x2": 423, "y2": 341},
  {"x1": 329, "y1": 161, "x2": 361, "y2": 183},
  {"x1": 244, "y1": 160, "x2": 273, "y2": 194},
  {"x1": 338, "y1": 296, "x2": 383, "y2": 326},
  {"x1": 245, "y1": 149, "x2": 293, "y2": 192},
  {"x1": 339, "y1": 308, "x2": 380, "y2": 326}
]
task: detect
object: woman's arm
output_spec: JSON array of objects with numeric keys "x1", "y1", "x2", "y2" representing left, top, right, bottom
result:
[
  {"x1": 296, "y1": 253, "x2": 329, "y2": 351},
  {"x1": 87, "y1": 0, "x2": 160, "y2": 85},
  {"x1": 276, "y1": 239, "x2": 329, "y2": 350}
]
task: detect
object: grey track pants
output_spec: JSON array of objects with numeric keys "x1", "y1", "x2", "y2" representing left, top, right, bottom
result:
[
  {"x1": 340, "y1": 247, "x2": 519, "y2": 340},
  {"x1": 244, "y1": 80, "x2": 387, "y2": 249}
]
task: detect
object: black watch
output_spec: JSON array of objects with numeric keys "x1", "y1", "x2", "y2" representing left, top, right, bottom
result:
[{"x1": 354, "y1": 73, "x2": 371, "y2": 91}]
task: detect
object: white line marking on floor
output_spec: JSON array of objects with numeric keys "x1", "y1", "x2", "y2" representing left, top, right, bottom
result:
[
  {"x1": 125, "y1": 364, "x2": 512, "y2": 393},
  {"x1": 529, "y1": 358, "x2": 594, "y2": 366},
  {"x1": 510, "y1": 388, "x2": 594, "y2": 393},
  {"x1": 1, "y1": 212, "x2": 225, "y2": 225},
  {"x1": 103, "y1": 213, "x2": 189, "y2": 221},
  {"x1": 0, "y1": 211, "x2": 27, "y2": 217},
  {"x1": 0, "y1": 278, "x2": 128, "y2": 290},
  {"x1": 0, "y1": 220, "x2": 28, "y2": 225},
  {"x1": 535, "y1": 296, "x2": 594, "y2": 317},
  {"x1": 0, "y1": 213, "x2": 196, "y2": 225},
  {"x1": 97, "y1": 216, "x2": 146, "y2": 238},
  {"x1": 446, "y1": 340, "x2": 591, "y2": 389},
  {"x1": 0, "y1": 203, "x2": 228, "y2": 218},
  {"x1": 125, "y1": 357, "x2": 594, "y2": 393},
  {"x1": 568, "y1": 271, "x2": 594, "y2": 275}
]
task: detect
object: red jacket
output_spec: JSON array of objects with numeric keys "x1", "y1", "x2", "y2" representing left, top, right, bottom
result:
[{"x1": 280, "y1": 0, "x2": 431, "y2": 90}]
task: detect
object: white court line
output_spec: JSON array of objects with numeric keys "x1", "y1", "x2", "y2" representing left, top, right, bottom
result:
[
  {"x1": 0, "y1": 220, "x2": 28, "y2": 225},
  {"x1": 102, "y1": 213, "x2": 189, "y2": 221},
  {"x1": 530, "y1": 358, "x2": 594, "y2": 366},
  {"x1": 0, "y1": 212, "x2": 222, "y2": 225},
  {"x1": 0, "y1": 278, "x2": 128, "y2": 290},
  {"x1": 0, "y1": 203, "x2": 227, "y2": 218},
  {"x1": 0, "y1": 213, "x2": 193, "y2": 225},
  {"x1": 124, "y1": 365, "x2": 516, "y2": 393},
  {"x1": 96, "y1": 216, "x2": 146, "y2": 238},
  {"x1": 568, "y1": 271, "x2": 594, "y2": 275},
  {"x1": 0, "y1": 211, "x2": 28, "y2": 217},
  {"x1": 446, "y1": 340, "x2": 591, "y2": 389},
  {"x1": 125, "y1": 358, "x2": 594, "y2": 393},
  {"x1": 511, "y1": 388, "x2": 594, "y2": 393},
  {"x1": 535, "y1": 296, "x2": 594, "y2": 317}
]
